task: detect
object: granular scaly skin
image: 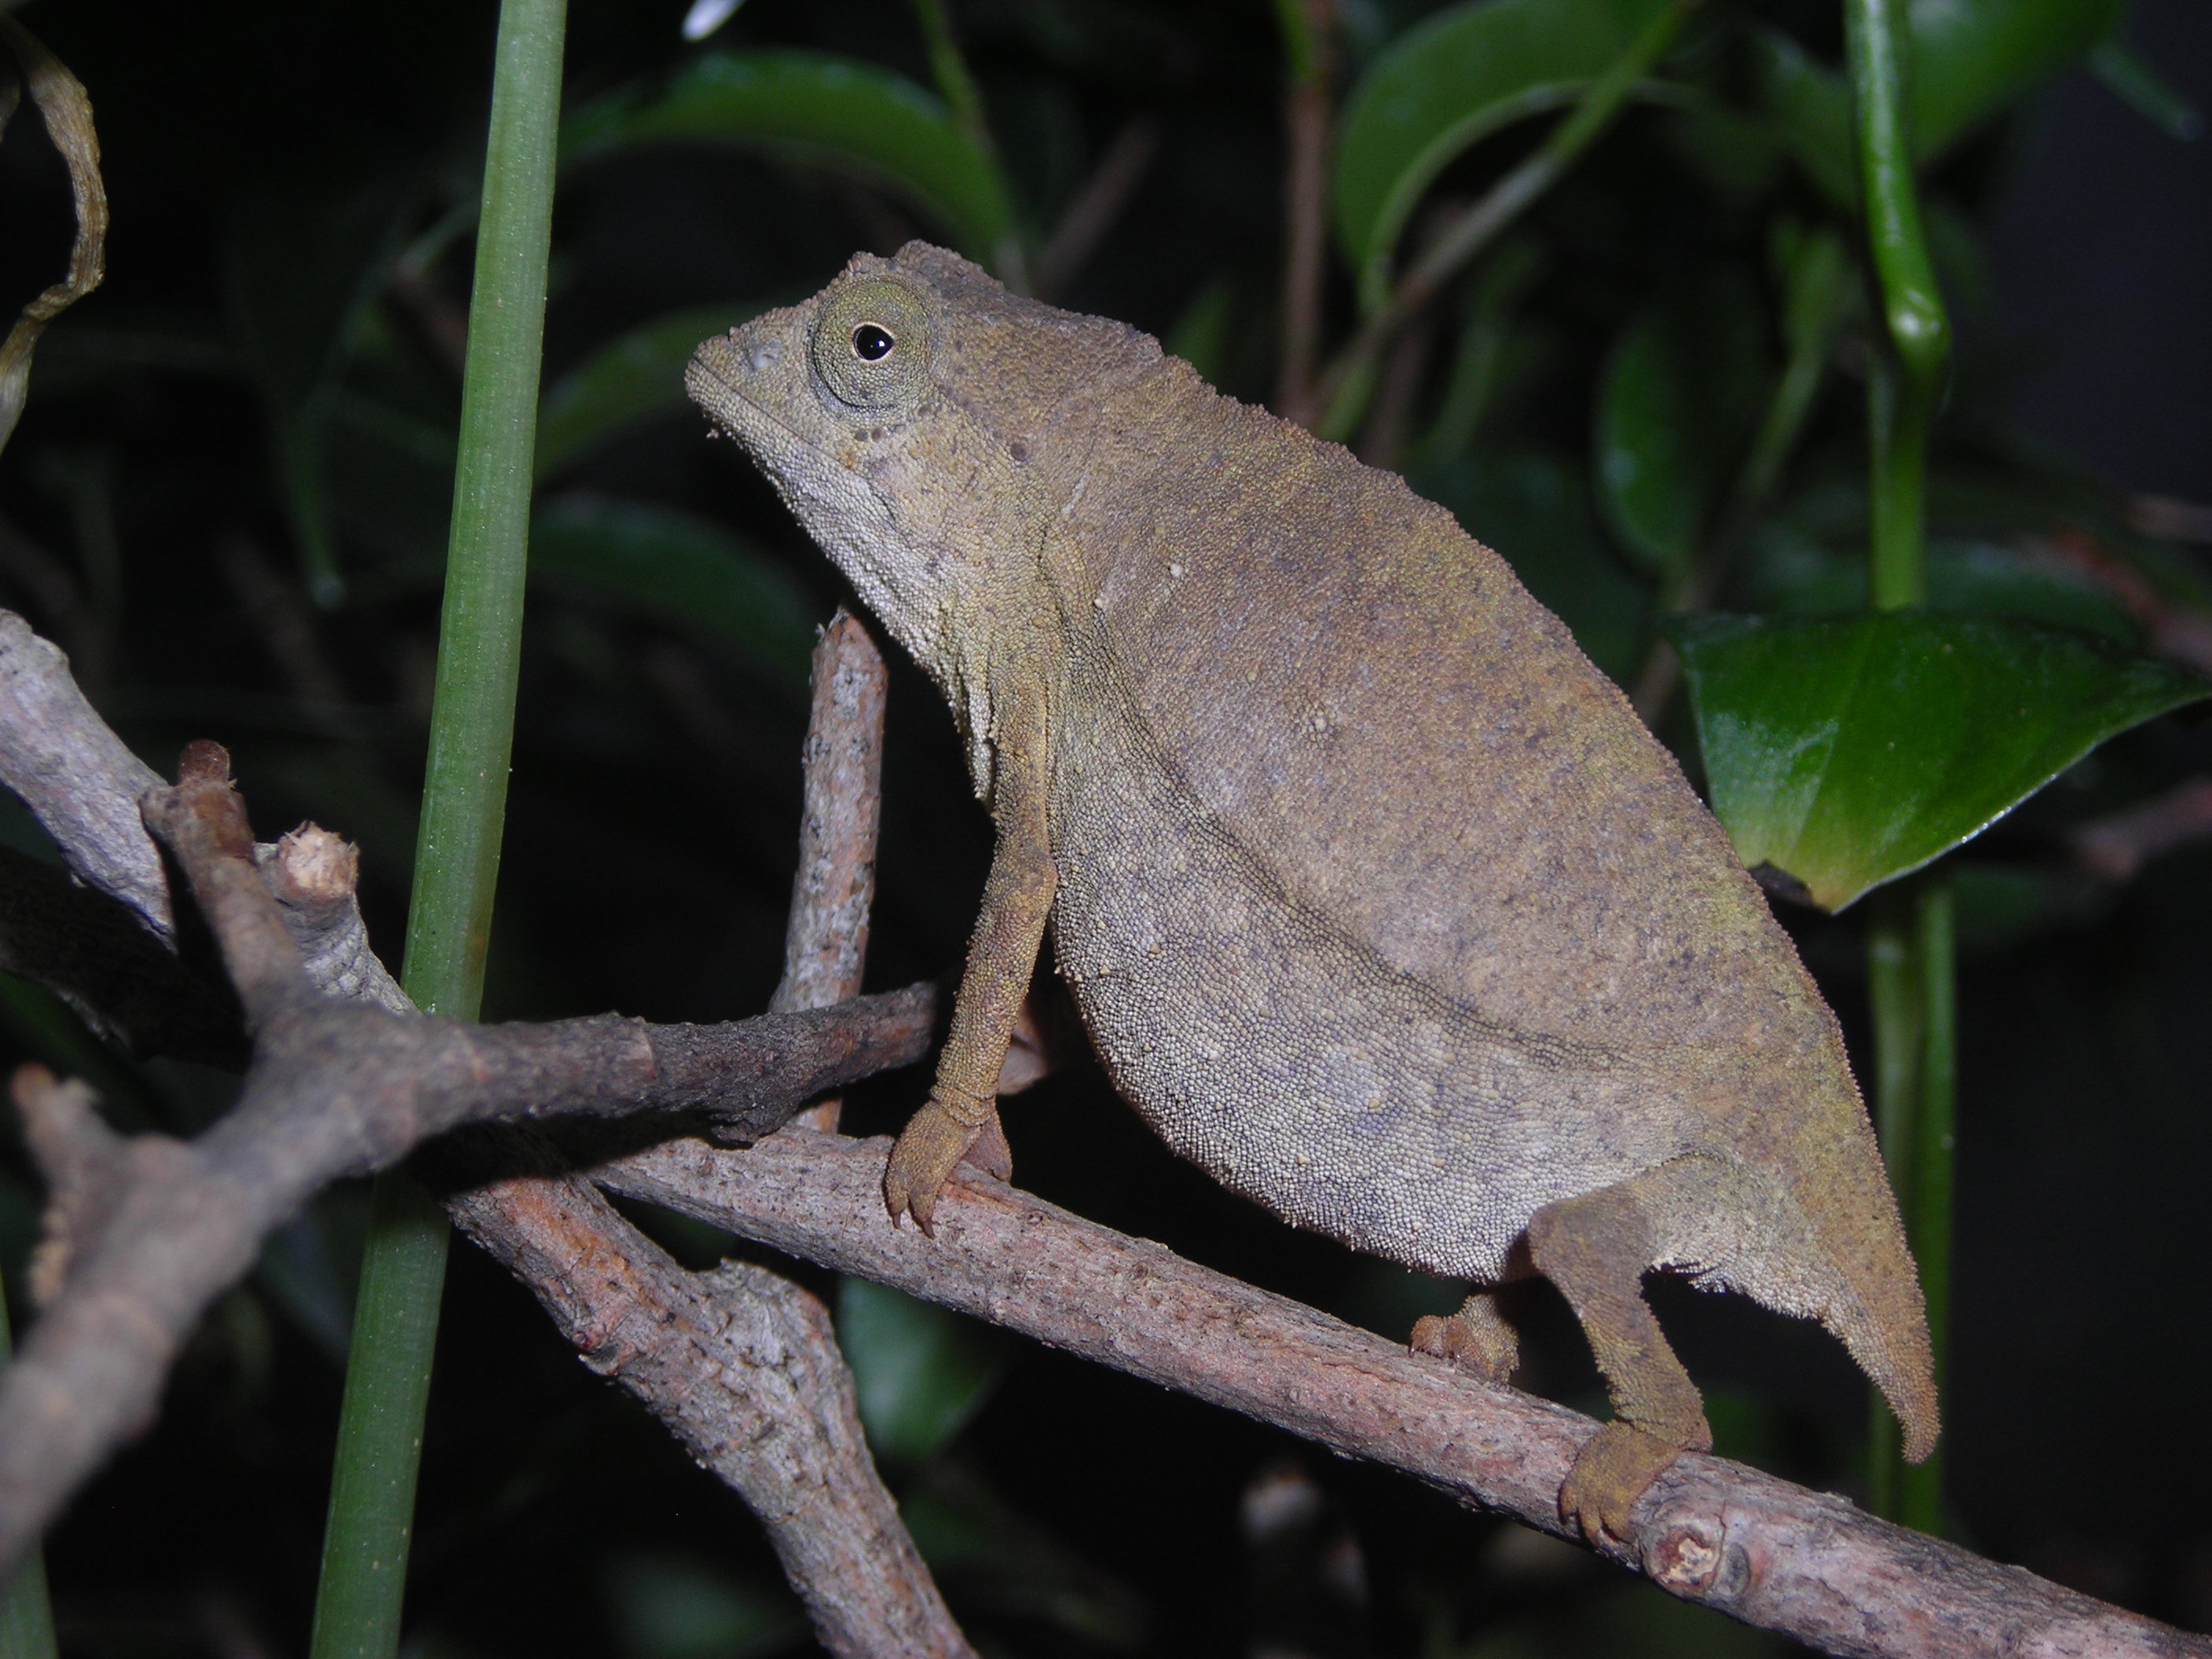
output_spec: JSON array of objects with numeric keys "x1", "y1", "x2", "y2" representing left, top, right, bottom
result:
[{"x1": 687, "y1": 242, "x2": 1936, "y2": 1541}]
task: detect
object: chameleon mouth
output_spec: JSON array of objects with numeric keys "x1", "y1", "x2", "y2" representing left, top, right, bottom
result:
[{"x1": 685, "y1": 333, "x2": 817, "y2": 460}]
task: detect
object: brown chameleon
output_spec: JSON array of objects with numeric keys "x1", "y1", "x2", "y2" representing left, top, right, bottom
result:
[{"x1": 686, "y1": 242, "x2": 1936, "y2": 1542}]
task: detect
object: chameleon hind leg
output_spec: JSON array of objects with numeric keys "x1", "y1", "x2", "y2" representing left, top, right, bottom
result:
[
  {"x1": 1411, "y1": 1287, "x2": 1522, "y2": 1380},
  {"x1": 1526, "y1": 1159, "x2": 1716, "y2": 1544}
]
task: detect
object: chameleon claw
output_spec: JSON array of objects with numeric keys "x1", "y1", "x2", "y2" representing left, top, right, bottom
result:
[{"x1": 883, "y1": 1094, "x2": 1001, "y2": 1233}]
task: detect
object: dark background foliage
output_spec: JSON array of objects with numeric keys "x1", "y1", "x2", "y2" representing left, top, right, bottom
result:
[{"x1": 0, "y1": 0, "x2": 2208, "y2": 1654}]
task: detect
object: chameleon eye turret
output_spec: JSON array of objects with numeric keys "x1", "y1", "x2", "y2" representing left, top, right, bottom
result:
[{"x1": 809, "y1": 275, "x2": 933, "y2": 411}]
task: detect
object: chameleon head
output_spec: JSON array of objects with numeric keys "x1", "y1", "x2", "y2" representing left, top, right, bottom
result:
[
  {"x1": 687, "y1": 243, "x2": 1165, "y2": 695},
  {"x1": 685, "y1": 258, "x2": 964, "y2": 678}
]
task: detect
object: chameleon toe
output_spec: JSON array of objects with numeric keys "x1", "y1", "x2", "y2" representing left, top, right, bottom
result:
[{"x1": 1558, "y1": 1420, "x2": 1687, "y2": 1545}]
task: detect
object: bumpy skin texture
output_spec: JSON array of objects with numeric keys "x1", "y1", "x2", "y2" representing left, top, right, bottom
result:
[{"x1": 687, "y1": 244, "x2": 1938, "y2": 1541}]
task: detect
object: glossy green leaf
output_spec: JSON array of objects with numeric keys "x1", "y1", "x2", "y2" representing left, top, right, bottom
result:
[
  {"x1": 835, "y1": 1276, "x2": 1002, "y2": 1465},
  {"x1": 529, "y1": 496, "x2": 815, "y2": 687},
  {"x1": 1670, "y1": 611, "x2": 2209, "y2": 910},
  {"x1": 1756, "y1": 0, "x2": 2125, "y2": 205},
  {"x1": 562, "y1": 51, "x2": 1016, "y2": 267},
  {"x1": 1332, "y1": 0, "x2": 1675, "y2": 311},
  {"x1": 536, "y1": 304, "x2": 756, "y2": 480}
]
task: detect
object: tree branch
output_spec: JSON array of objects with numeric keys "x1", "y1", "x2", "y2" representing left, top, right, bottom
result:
[
  {"x1": 0, "y1": 605, "x2": 2204, "y2": 1657},
  {"x1": 0, "y1": 606, "x2": 969, "y2": 1656},
  {"x1": 771, "y1": 611, "x2": 887, "y2": 1133},
  {"x1": 434, "y1": 1134, "x2": 974, "y2": 1659},
  {"x1": 597, "y1": 1130, "x2": 2209, "y2": 1659}
]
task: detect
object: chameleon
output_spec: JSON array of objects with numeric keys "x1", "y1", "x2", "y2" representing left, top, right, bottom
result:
[{"x1": 685, "y1": 242, "x2": 1936, "y2": 1542}]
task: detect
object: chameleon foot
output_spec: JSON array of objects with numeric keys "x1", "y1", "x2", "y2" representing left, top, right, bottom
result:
[
  {"x1": 883, "y1": 1093, "x2": 1010, "y2": 1232},
  {"x1": 1410, "y1": 1292, "x2": 1520, "y2": 1381},
  {"x1": 1558, "y1": 1419, "x2": 1686, "y2": 1544}
]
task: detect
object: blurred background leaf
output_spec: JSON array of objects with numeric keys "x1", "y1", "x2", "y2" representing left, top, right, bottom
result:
[
  {"x1": 1332, "y1": 0, "x2": 1678, "y2": 310},
  {"x1": 536, "y1": 303, "x2": 760, "y2": 481},
  {"x1": 833, "y1": 1276, "x2": 1002, "y2": 1467},
  {"x1": 561, "y1": 51, "x2": 1019, "y2": 273}
]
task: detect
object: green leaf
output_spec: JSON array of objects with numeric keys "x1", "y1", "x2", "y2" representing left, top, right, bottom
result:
[
  {"x1": 1910, "y1": 0, "x2": 2125, "y2": 159},
  {"x1": 1756, "y1": 0, "x2": 2125, "y2": 205},
  {"x1": 2089, "y1": 37, "x2": 2203, "y2": 141},
  {"x1": 1332, "y1": 0, "x2": 1675, "y2": 312},
  {"x1": 562, "y1": 51, "x2": 1017, "y2": 269},
  {"x1": 536, "y1": 304, "x2": 757, "y2": 481},
  {"x1": 834, "y1": 1276, "x2": 1001, "y2": 1464},
  {"x1": 529, "y1": 496, "x2": 816, "y2": 687},
  {"x1": 225, "y1": 178, "x2": 417, "y2": 603},
  {"x1": 1670, "y1": 610, "x2": 2210, "y2": 911},
  {"x1": 605, "y1": 1557, "x2": 802, "y2": 1659},
  {"x1": 1592, "y1": 291, "x2": 1762, "y2": 581}
]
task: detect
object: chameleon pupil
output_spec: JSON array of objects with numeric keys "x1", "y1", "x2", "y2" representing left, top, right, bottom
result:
[{"x1": 852, "y1": 324, "x2": 895, "y2": 361}]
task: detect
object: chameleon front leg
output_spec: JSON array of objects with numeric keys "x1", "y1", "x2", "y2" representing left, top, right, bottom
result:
[
  {"x1": 1525, "y1": 1159, "x2": 1716, "y2": 1544},
  {"x1": 884, "y1": 713, "x2": 1057, "y2": 1232}
]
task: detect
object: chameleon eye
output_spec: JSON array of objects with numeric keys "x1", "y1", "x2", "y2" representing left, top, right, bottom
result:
[{"x1": 812, "y1": 276, "x2": 933, "y2": 411}]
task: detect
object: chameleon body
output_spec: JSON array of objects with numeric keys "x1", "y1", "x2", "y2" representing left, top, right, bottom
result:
[{"x1": 687, "y1": 243, "x2": 1936, "y2": 1540}]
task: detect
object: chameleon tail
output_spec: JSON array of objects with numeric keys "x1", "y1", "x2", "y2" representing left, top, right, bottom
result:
[
  {"x1": 1727, "y1": 1110, "x2": 1939, "y2": 1463},
  {"x1": 1800, "y1": 1147, "x2": 1940, "y2": 1463}
]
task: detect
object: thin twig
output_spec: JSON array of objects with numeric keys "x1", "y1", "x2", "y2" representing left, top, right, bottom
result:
[
  {"x1": 772, "y1": 612, "x2": 888, "y2": 1133},
  {"x1": 2045, "y1": 528, "x2": 2212, "y2": 679},
  {"x1": 0, "y1": 739, "x2": 933, "y2": 1577},
  {"x1": 0, "y1": 610, "x2": 171, "y2": 936},
  {"x1": 1032, "y1": 115, "x2": 1162, "y2": 304},
  {"x1": 2072, "y1": 777, "x2": 2212, "y2": 882},
  {"x1": 1275, "y1": 0, "x2": 1335, "y2": 426}
]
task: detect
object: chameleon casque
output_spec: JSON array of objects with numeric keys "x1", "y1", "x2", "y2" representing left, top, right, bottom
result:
[{"x1": 686, "y1": 242, "x2": 1936, "y2": 1541}]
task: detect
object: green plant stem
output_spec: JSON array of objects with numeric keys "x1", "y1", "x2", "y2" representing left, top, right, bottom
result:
[
  {"x1": 1847, "y1": 0, "x2": 1947, "y2": 609},
  {"x1": 0, "y1": 1280, "x2": 56, "y2": 1659},
  {"x1": 1849, "y1": 0, "x2": 1952, "y2": 1530},
  {"x1": 308, "y1": 2, "x2": 567, "y2": 1654},
  {"x1": 1865, "y1": 346, "x2": 1931, "y2": 609},
  {"x1": 1314, "y1": 0, "x2": 1694, "y2": 442}
]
